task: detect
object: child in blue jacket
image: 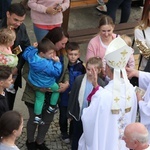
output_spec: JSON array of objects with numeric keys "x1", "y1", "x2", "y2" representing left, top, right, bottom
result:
[{"x1": 23, "y1": 38, "x2": 62, "y2": 124}]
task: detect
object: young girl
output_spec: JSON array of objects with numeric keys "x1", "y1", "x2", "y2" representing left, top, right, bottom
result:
[
  {"x1": 0, "y1": 28, "x2": 18, "y2": 94},
  {"x1": 68, "y1": 57, "x2": 105, "y2": 150},
  {"x1": 0, "y1": 110, "x2": 23, "y2": 150},
  {"x1": 0, "y1": 28, "x2": 16, "y2": 54}
]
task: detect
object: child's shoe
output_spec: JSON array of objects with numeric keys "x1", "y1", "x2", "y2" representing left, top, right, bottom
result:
[
  {"x1": 96, "y1": 3, "x2": 107, "y2": 12},
  {"x1": 47, "y1": 106, "x2": 57, "y2": 114},
  {"x1": 6, "y1": 84, "x2": 16, "y2": 94},
  {"x1": 34, "y1": 116, "x2": 45, "y2": 125}
]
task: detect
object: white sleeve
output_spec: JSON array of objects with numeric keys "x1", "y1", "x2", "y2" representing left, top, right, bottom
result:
[
  {"x1": 134, "y1": 28, "x2": 146, "y2": 42},
  {"x1": 139, "y1": 71, "x2": 150, "y2": 90}
]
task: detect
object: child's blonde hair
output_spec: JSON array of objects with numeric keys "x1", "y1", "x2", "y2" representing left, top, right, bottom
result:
[
  {"x1": 0, "y1": 28, "x2": 16, "y2": 45},
  {"x1": 120, "y1": 34, "x2": 132, "y2": 47},
  {"x1": 86, "y1": 57, "x2": 102, "y2": 69}
]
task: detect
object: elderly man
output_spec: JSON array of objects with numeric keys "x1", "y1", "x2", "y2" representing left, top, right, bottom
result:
[
  {"x1": 78, "y1": 37, "x2": 137, "y2": 150},
  {"x1": 0, "y1": 3, "x2": 30, "y2": 110},
  {"x1": 123, "y1": 122, "x2": 150, "y2": 150}
]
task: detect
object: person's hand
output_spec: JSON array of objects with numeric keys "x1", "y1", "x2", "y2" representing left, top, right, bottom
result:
[
  {"x1": 52, "y1": 56, "x2": 60, "y2": 62},
  {"x1": 126, "y1": 67, "x2": 139, "y2": 79},
  {"x1": 91, "y1": 67, "x2": 99, "y2": 88},
  {"x1": 46, "y1": 6, "x2": 58, "y2": 15},
  {"x1": 58, "y1": 82, "x2": 69, "y2": 92},
  {"x1": 55, "y1": 4, "x2": 63, "y2": 12},
  {"x1": 39, "y1": 88, "x2": 52, "y2": 93},
  {"x1": 101, "y1": 67, "x2": 106, "y2": 78},
  {"x1": 33, "y1": 42, "x2": 38, "y2": 47}
]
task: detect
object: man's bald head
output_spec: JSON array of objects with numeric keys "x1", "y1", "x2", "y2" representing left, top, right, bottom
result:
[{"x1": 123, "y1": 123, "x2": 149, "y2": 150}]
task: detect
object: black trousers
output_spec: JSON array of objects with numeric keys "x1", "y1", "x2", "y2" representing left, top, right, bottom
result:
[
  {"x1": 71, "y1": 119, "x2": 83, "y2": 150},
  {"x1": 6, "y1": 84, "x2": 18, "y2": 110},
  {"x1": 59, "y1": 105, "x2": 73, "y2": 136}
]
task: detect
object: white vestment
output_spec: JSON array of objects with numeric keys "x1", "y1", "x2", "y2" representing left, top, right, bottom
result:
[
  {"x1": 139, "y1": 71, "x2": 150, "y2": 133},
  {"x1": 78, "y1": 80, "x2": 137, "y2": 150}
]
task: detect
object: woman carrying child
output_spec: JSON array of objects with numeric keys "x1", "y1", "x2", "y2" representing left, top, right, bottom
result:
[{"x1": 22, "y1": 27, "x2": 69, "y2": 150}]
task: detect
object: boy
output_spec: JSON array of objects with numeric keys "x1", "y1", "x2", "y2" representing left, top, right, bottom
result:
[
  {"x1": 22, "y1": 38, "x2": 62, "y2": 125},
  {"x1": 59, "y1": 42, "x2": 86, "y2": 143},
  {"x1": 0, "y1": 65, "x2": 13, "y2": 117}
]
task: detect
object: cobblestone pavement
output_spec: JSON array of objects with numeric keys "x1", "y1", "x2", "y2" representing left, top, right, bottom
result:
[
  {"x1": 13, "y1": 1, "x2": 142, "y2": 149},
  {"x1": 16, "y1": 112, "x2": 71, "y2": 150}
]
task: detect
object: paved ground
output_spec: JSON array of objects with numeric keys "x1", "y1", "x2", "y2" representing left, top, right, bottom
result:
[{"x1": 12, "y1": 1, "x2": 142, "y2": 149}]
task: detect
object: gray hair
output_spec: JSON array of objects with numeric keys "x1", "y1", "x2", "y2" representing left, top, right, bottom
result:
[{"x1": 131, "y1": 132, "x2": 149, "y2": 143}]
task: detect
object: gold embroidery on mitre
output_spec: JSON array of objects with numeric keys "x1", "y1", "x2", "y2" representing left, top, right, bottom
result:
[
  {"x1": 109, "y1": 60, "x2": 115, "y2": 66},
  {"x1": 121, "y1": 50, "x2": 128, "y2": 57},
  {"x1": 114, "y1": 97, "x2": 120, "y2": 103},
  {"x1": 108, "y1": 50, "x2": 128, "y2": 68}
]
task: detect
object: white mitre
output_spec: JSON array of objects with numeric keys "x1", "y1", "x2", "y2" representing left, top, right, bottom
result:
[{"x1": 105, "y1": 37, "x2": 133, "y2": 114}]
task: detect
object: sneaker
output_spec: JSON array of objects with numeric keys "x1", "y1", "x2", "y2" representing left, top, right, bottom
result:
[
  {"x1": 46, "y1": 106, "x2": 56, "y2": 114},
  {"x1": 96, "y1": 4, "x2": 107, "y2": 12},
  {"x1": 34, "y1": 116, "x2": 45, "y2": 125},
  {"x1": 26, "y1": 140, "x2": 36, "y2": 150},
  {"x1": 36, "y1": 142, "x2": 49, "y2": 150},
  {"x1": 61, "y1": 133, "x2": 70, "y2": 144}
]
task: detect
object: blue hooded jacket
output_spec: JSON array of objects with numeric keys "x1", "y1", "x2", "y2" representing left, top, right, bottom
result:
[
  {"x1": 22, "y1": 46, "x2": 62, "y2": 88},
  {"x1": 60, "y1": 59, "x2": 86, "y2": 106}
]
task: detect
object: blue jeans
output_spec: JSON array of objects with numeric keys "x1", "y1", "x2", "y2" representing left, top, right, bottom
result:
[
  {"x1": 106, "y1": 0, "x2": 132, "y2": 23},
  {"x1": 33, "y1": 24, "x2": 49, "y2": 42},
  {"x1": 0, "y1": 0, "x2": 12, "y2": 19}
]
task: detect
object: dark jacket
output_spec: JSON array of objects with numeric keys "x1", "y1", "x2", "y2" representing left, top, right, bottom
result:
[
  {"x1": 0, "y1": 18, "x2": 31, "y2": 88},
  {"x1": 60, "y1": 59, "x2": 86, "y2": 106},
  {"x1": 0, "y1": 94, "x2": 9, "y2": 118},
  {"x1": 68, "y1": 74, "x2": 105, "y2": 121}
]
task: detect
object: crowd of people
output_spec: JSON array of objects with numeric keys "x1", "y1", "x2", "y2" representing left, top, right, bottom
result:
[{"x1": 0, "y1": 1, "x2": 150, "y2": 150}]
